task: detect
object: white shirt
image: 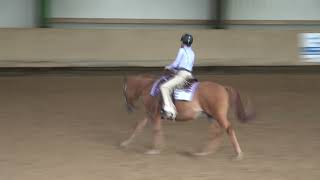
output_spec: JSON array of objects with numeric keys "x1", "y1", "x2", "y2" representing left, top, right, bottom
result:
[{"x1": 168, "y1": 46, "x2": 195, "y2": 72}]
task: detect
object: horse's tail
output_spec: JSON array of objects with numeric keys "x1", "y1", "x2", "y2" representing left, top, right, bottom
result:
[{"x1": 225, "y1": 86, "x2": 256, "y2": 123}]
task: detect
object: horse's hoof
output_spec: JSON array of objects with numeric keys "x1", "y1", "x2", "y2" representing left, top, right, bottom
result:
[
  {"x1": 233, "y1": 152, "x2": 244, "y2": 161},
  {"x1": 145, "y1": 149, "x2": 161, "y2": 155},
  {"x1": 192, "y1": 151, "x2": 212, "y2": 156},
  {"x1": 120, "y1": 140, "x2": 130, "y2": 148}
]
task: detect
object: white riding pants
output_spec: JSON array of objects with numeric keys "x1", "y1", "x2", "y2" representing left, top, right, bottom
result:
[{"x1": 160, "y1": 70, "x2": 192, "y2": 112}]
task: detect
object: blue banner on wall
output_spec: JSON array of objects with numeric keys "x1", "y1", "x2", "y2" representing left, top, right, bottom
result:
[{"x1": 299, "y1": 33, "x2": 320, "y2": 62}]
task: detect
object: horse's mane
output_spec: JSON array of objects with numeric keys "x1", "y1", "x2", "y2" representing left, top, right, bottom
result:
[
  {"x1": 124, "y1": 74, "x2": 157, "y2": 92},
  {"x1": 137, "y1": 74, "x2": 157, "y2": 80},
  {"x1": 125, "y1": 74, "x2": 156, "y2": 81}
]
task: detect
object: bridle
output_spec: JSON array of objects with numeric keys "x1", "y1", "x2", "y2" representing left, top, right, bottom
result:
[{"x1": 123, "y1": 77, "x2": 134, "y2": 112}]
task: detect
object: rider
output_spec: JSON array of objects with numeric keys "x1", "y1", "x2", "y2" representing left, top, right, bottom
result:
[{"x1": 160, "y1": 33, "x2": 195, "y2": 120}]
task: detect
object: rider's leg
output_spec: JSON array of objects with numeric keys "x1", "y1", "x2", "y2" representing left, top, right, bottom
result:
[{"x1": 160, "y1": 70, "x2": 192, "y2": 118}]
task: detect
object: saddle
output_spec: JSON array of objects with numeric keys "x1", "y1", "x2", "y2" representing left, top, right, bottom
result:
[
  {"x1": 184, "y1": 78, "x2": 199, "y2": 88},
  {"x1": 150, "y1": 75, "x2": 199, "y2": 101}
]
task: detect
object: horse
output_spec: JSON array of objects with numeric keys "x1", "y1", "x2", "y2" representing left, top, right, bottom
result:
[{"x1": 121, "y1": 73, "x2": 255, "y2": 159}]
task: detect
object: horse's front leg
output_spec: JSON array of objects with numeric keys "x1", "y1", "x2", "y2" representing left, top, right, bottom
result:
[
  {"x1": 145, "y1": 114, "x2": 164, "y2": 155},
  {"x1": 120, "y1": 117, "x2": 149, "y2": 148}
]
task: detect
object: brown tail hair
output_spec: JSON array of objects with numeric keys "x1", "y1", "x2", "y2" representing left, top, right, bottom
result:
[{"x1": 225, "y1": 86, "x2": 256, "y2": 123}]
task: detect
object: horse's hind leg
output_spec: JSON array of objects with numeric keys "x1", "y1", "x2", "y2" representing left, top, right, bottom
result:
[
  {"x1": 193, "y1": 120, "x2": 223, "y2": 156},
  {"x1": 217, "y1": 113, "x2": 243, "y2": 159},
  {"x1": 120, "y1": 117, "x2": 149, "y2": 148}
]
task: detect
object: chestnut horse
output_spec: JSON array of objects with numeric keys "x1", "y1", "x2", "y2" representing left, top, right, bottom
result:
[{"x1": 121, "y1": 74, "x2": 255, "y2": 159}]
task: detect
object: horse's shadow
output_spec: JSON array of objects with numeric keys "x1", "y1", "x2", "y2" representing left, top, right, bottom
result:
[{"x1": 177, "y1": 150, "x2": 200, "y2": 158}]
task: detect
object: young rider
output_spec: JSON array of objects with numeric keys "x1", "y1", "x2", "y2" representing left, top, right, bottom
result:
[{"x1": 160, "y1": 33, "x2": 195, "y2": 120}]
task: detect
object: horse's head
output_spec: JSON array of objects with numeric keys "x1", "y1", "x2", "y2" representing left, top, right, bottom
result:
[
  {"x1": 123, "y1": 77, "x2": 134, "y2": 112},
  {"x1": 123, "y1": 76, "x2": 139, "y2": 112},
  {"x1": 123, "y1": 75, "x2": 156, "y2": 113}
]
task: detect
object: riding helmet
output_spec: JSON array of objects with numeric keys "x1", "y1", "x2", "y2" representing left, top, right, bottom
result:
[{"x1": 180, "y1": 33, "x2": 193, "y2": 46}]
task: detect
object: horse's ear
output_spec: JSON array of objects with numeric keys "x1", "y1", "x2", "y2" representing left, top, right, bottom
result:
[{"x1": 123, "y1": 76, "x2": 128, "y2": 85}]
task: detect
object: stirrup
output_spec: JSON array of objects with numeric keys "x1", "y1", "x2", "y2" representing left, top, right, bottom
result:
[{"x1": 160, "y1": 109, "x2": 176, "y2": 121}]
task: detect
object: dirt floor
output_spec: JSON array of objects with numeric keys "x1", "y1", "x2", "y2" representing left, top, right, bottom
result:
[{"x1": 1, "y1": 70, "x2": 320, "y2": 180}]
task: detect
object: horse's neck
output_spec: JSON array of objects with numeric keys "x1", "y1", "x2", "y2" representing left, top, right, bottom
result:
[{"x1": 132, "y1": 75, "x2": 155, "y2": 96}]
